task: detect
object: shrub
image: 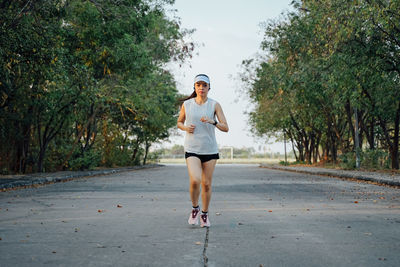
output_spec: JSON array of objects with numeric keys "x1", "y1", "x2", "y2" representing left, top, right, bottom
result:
[
  {"x1": 339, "y1": 149, "x2": 390, "y2": 170},
  {"x1": 339, "y1": 152, "x2": 357, "y2": 170}
]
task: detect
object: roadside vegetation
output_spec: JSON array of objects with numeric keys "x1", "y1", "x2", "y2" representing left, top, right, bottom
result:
[
  {"x1": 240, "y1": 0, "x2": 400, "y2": 170},
  {"x1": 0, "y1": 0, "x2": 194, "y2": 174}
]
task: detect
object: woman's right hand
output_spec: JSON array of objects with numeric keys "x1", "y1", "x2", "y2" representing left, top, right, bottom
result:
[{"x1": 186, "y1": 124, "x2": 196, "y2": 133}]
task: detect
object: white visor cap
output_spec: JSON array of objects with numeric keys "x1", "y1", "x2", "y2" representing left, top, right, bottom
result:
[{"x1": 194, "y1": 74, "x2": 210, "y2": 84}]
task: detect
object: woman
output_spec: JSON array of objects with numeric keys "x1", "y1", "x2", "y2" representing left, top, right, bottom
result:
[{"x1": 177, "y1": 74, "x2": 229, "y2": 227}]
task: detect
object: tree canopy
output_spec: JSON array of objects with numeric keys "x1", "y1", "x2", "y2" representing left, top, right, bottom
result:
[
  {"x1": 241, "y1": 0, "x2": 400, "y2": 169},
  {"x1": 0, "y1": 0, "x2": 194, "y2": 173}
]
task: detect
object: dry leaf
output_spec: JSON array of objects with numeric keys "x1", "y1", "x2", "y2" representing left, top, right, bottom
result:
[
  {"x1": 195, "y1": 241, "x2": 202, "y2": 245},
  {"x1": 98, "y1": 209, "x2": 104, "y2": 213},
  {"x1": 268, "y1": 210, "x2": 272, "y2": 212},
  {"x1": 117, "y1": 205, "x2": 123, "y2": 208},
  {"x1": 354, "y1": 201, "x2": 358, "y2": 204}
]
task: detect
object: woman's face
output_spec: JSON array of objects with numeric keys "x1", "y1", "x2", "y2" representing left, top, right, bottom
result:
[{"x1": 194, "y1": 81, "x2": 209, "y2": 97}]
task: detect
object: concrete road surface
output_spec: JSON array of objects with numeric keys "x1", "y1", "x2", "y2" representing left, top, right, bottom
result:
[{"x1": 1, "y1": 164, "x2": 399, "y2": 267}]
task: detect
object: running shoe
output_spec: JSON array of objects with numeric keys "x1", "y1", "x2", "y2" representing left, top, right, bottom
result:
[
  {"x1": 188, "y1": 208, "x2": 200, "y2": 225},
  {"x1": 200, "y1": 213, "x2": 211, "y2": 228}
]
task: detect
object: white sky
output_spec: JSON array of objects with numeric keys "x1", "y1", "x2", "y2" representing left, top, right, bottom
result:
[{"x1": 160, "y1": 0, "x2": 293, "y2": 153}]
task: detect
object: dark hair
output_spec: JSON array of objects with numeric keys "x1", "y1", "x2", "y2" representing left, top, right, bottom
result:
[{"x1": 179, "y1": 74, "x2": 210, "y2": 103}]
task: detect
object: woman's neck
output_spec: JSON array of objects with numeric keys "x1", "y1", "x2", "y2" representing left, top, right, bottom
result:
[{"x1": 195, "y1": 96, "x2": 208, "y2": 104}]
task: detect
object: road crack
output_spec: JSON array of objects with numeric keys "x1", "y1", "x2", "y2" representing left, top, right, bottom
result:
[{"x1": 203, "y1": 227, "x2": 209, "y2": 267}]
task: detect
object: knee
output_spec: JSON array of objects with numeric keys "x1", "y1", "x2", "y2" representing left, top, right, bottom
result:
[
  {"x1": 190, "y1": 179, "x2": 200, "y2": 188},
  {"x1": 202, "y1": 181, "x2": 211, "y2": 192}
]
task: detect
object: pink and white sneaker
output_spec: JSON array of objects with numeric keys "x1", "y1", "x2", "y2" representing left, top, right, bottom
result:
[
  {"x1": 200, "y1": 213, "x2": 211, "y2": 228},
  {"x1": 188, "y1": 208, "x2": 200, "y2": 225}
]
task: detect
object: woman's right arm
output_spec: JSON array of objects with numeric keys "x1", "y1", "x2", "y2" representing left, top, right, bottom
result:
[
  {"x1": 178, "y1": 104, "x2": 195, "y2": 133},
  {"x1": 177, "y1": 104, "x2": 186, "y2": 131},
  {"x1": 177, "y1": 104, "x2": 195, "y2": 133}
]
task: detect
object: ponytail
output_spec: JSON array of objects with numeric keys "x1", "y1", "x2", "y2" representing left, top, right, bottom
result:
[{"x1": 179, "y1": 90, "x2": 197, "y2": 103}]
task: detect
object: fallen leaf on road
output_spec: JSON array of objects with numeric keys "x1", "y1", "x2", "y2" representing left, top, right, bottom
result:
[
  {"x1": 354, "y1": 201, "x2": 358, "y2": 204},
  {"x1": 52, "y1": 251, "x2": 56, "y2": 254},
  {"x1": 216, "y1": 212, "x2": 221, "y2": 216},
  {"x1": 195, "y1": 242, "x2": 202, "y2": 245},
  {"x1": 238, "y1": 222, "x2": 244, "y2": 225},
  {"x1": 268, "y1": 210, "x2": 272, "y2": 212},
  {"x1": 117, "y1": 205, "x2": 123, "y2": 208},
  {"x1": 98, "y1": 209, "x2": 104, "y2": 213},
  {"x1": 378, "y1": 257, "x2": 387, "y2": 261}
]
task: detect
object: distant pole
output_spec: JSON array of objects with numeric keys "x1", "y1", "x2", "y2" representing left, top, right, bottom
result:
[
  {"x1": 354, "y1": 107, "x2": 361, "y2": 169},
  {"x1": 284, "y1": 132, "x2": 287, "y2": 164}
]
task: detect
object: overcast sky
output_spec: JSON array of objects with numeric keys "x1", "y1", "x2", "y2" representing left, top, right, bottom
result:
[{"x1": 161, "y1": 0, "x2": 293, "y2": 153}]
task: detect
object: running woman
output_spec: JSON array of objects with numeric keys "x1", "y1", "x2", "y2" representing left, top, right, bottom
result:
[{"x1": 177, "y1": 74, "x2": 229, "y2": 227}]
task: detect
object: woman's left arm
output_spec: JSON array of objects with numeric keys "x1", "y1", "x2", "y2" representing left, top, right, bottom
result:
[{"x1": 214, "y1": 102, "x2": 229, "y2": 132}]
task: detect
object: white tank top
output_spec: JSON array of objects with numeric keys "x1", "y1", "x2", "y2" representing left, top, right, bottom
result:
[{"x1": 184, "y1": 98, "x2": 218, "y2": 154}]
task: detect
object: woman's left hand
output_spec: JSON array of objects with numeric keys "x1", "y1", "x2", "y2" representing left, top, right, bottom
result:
[{"x1": 200, "y1": 116, "x2": 214, "y2": 124}]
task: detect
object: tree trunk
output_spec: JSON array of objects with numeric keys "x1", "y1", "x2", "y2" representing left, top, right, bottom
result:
[
  {"x1": 289, "y1": 134, "x2": 299, "y2": 161},
  {"x1": 369, "y1": 118, "x2": 375, "y2": 150},
  {"x1": 131, "y1": 138, "x2": 141, "y2": 162},
  {"x1": 142, "y1": 140, "x2": 150, "y2": 165},
  {"x1": 37, "y1": 143, "x2": 48, "y2": 173},
  {"x1": 391, "y1": 101, "x2": 400, "y2": 169},
  {"x1": 313, "y1": 134, "x2": 320, "y2": 163}
]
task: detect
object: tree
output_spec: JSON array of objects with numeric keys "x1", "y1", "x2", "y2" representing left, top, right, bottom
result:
[
  {"x1": 241, "y1": 0, "x2": 399, "y2": 169},
  {"x1": 0, "y1": 0, "x2": 195, "y2": 173}
]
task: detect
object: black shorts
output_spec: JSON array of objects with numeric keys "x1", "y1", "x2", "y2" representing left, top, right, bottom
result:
[{"x1": 185, "y1": 152, "x2": 219, "y2": 163}]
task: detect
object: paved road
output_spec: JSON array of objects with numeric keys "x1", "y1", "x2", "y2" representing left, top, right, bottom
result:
[{"x1": 1, "y1": 164, "x2": 399, "y2": 267}]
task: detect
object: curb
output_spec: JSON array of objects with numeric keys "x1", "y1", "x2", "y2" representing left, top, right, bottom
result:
[
  {"x1": 259, "y1": 164, "x2": 400, "y2": 187},
  {"x1": 0, "y1": 164, "x2": 163, "y2": 191}
]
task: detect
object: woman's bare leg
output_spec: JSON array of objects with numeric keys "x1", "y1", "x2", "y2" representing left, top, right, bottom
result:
[
  {"x1": 186, "y1": 157, "x2": 203, "y2": 207},
  {"x1": 201, "y1": 159, "x2": 217, "y2": 212}
]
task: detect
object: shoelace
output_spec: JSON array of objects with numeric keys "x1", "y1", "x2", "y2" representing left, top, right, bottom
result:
[{"x1": 192, "y1": 209, "x2": 199, "y2": 219}]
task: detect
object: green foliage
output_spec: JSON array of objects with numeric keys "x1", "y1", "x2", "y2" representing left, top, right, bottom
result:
[
  {"x1": 67, "y1": 149, "x2": 101, "y2": 171},
  {"x1": 0, "y1": 0, "x2": 195, "y2": 173},
  {"x1": 339, "y1": 150, "x2": 390, "y2": 170},
  {"x1": 339, "y1": 152, "x2": 357, "y2": 170},
  {"x1": 241, "y1": 0, "x2": 400, "y2": 169},
  {"x1": 361, "y1": 149, "x2": 390, "y2": 170}
]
